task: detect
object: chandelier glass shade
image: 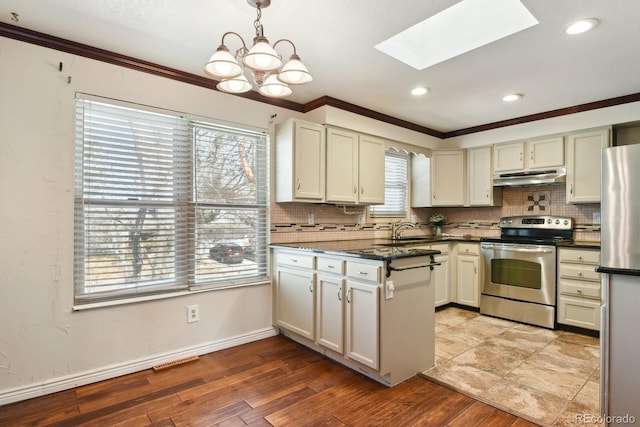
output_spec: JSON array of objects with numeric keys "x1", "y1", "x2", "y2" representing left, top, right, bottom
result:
[{"x1": 204, "y1": 0, "x2": 312, "y2": 98}]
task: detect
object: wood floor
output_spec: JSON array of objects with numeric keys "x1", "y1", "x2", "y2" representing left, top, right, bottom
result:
[{"x1": 0, "y1": 335, "x2": 539, "y2": 426}]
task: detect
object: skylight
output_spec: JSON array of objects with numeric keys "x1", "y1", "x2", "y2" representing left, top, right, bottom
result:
[{"x1": 374, "y1": 0, "x2": 539, "y2": 70}]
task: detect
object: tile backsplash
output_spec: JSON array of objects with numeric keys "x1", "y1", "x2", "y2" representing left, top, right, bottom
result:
[{"x1": 270, "y1": 185, "x2": 600, "y2": 243}]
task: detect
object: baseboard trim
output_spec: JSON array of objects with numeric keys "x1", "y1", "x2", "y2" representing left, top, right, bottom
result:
[{"x1": 0, "y1": 326, "x2": 278, "y2": 406}]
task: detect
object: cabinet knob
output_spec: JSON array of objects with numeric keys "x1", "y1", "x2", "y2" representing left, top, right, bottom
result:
[
  {"x1": 577, "y1": 271, "x2": 583, "y2": 276},
  {"x1": 360, "y1": 185, "x2": 364, "y2": 195},
  {"x1": 297, "y1": 178, "x2": 301, "y2": 190},
  {"x1": 433, "y1": 192, "x2": 436, "y2": 199},
  {"x1": 486, "y1": 190, "x2": 489, "y2": 199},
  {"x1": 577, "y1": 255, "x2": 582, "y2": 260},
  {"x1": 577, "y1": 288, "x2": 583, "y2": 294}
]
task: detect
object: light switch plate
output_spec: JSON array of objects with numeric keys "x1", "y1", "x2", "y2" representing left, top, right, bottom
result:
[{"x1": 593, "y1": 212, "x2": 601, "y2": 224}]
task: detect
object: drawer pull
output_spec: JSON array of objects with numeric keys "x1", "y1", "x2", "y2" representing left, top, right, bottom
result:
[
  {"x1": 338, "y1": 286, "x2": 342, "y2": 301},
  {"x1": 328, "y1": 265, "x2": 335, "y2": 269},
  {"x1": 346, "y1": 289, "x2": 351, "y2": 303},
  {"x1": 309, "y1": 283, "x2": 313, "y2": 293},
  {"x1": 358, "y1": 271, "x2": 368, "y2": 276},
  {"x1": 291, "y1": 259, "x2": 298, "y2": 263}
]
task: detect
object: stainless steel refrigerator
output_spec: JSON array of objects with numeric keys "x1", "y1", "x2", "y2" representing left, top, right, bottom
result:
[{"x1": 598, "y1": 143, "x2": 640, "y2": 425}]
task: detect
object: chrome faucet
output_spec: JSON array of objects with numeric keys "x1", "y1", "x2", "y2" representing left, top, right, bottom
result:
[{"x1": 392, "y1": 221, "x2": 415, "y2": 239}]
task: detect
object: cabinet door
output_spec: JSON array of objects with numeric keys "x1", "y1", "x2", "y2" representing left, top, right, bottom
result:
[
  {"x1": 358, "y1": 134, "x2": 386, "y2": 204},
  {"x1": 493, "y1": 142, "x2": 524, "y2": 172},
  {"x1": 345, "y1": 281, "x2": 379, "y2": 369},
  {"x1": 326, "y1": 128, "x2": 358, "y2": 204},
  {"x1": 566, "y1": 128, "x2": 610, "y2": 203},
  {"x1": 433, "y1": 256, "x2": 450, "y2": 307},
  {"x1": 431, "y1": 150, "x2": 466, "y2": 206},
  {"x1": 316, "y1": 274, "x2": 344, "y2": 354},
  {"x1": 293, "y1": 121, "x2": 326, "y2": 200},
  {"x1": 468, "y1": 146, "x2": 494, "y2": 206},
  {"x1": 456, "y1": 255, "x2": 479, "y2": 307},
  {"x1": 528, "y1": 136, "x2": 564, "y2": 170},
  {"x1": 275, "y1": 267, "x2": 315, "y2": 340}
]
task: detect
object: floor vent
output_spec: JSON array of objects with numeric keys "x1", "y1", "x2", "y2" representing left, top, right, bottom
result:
[{"x1": 152, "y1": 355, "x2": 199, "y2": 371}]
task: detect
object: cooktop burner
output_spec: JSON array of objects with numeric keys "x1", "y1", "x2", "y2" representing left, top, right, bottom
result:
[{"x1": 481, "y1": 215, "x2": 574, "y2": 244}]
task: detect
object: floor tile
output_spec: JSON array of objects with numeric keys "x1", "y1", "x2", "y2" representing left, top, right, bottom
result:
[{"x1": 427, "y1": 307, "x2": 601, "y2": 427}]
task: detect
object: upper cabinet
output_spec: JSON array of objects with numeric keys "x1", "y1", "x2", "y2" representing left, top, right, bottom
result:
[
  {"x1": 566, "y1": 127, "x2": 611, "y2": 204},
  {"x1": 275, "y1": 119, "x2": 326, "y2": 203},
  {"x1": 431, "y1": 150, "x2": 466, "y2": 206},
  {"x1": 325, "y1": 128, "x2": 385, "y2": 204},
  {"x1": 494, "y1": 136, "x2": 564, "y2": 173},
  {"x1": 467, "y1": 146, "x2": 502, "y2": 206}
]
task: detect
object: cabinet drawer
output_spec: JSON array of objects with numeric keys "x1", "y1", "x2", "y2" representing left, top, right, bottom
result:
[
  {"x1": 559, "y1": 264, "x2": 600, "y2": 282},
  {"x1": 346, "y1": 261, "x2": 380, "y2": 282},
  {"x1": 557, "y1": 296, "x2": 601, "y2": 331},
  {"x1": 558, "y1": 249, "x2": 600, "y2": 265},
  {"x1": 558, "y1": 279, "x2": 600, "y2": 300},
  {"x1": 317, "y1": 257, "x2": 345, "y2": 275},
  {"x1": 457, "y1": 243, "x2": 479, "y2": 256},
  {"x1": 276, "y1": 251, "x2": 315, "y2": 269}
]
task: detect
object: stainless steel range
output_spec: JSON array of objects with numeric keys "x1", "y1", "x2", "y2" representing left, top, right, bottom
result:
[{"x1": 480, "y1": 215, "x2": 573, "y2": 329}]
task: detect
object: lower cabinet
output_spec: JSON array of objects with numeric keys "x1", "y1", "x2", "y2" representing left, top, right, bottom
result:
[
  {"x1": 557, "y1": 247, "x2": 601, "y2": 331},
  {"x1": 274, "y1": 251, "x2": 316, "y2": 340},
  {"x1": 455, "y1": 243, "x2": 481, "y2": 308},
  {"x1": 273, "y1": 248, "x2": 435, "y2": 386},
  {"x1": 345, "y1": 276, "x2": 380, "y2": 369}
]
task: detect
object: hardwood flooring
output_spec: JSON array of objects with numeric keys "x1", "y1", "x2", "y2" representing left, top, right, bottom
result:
[{"x1": 0, "y1": 335, "x2": 539, "y2": 426}]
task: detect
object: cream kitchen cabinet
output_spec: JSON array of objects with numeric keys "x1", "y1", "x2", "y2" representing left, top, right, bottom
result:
[
  {"x1": 275, "y1": 119, "x2": 326, "y2": 203},
  {"x1": 455, "y1": 243, "x2": 480, "y2": 308},
  {"x1": 493, "y1": 136, "x2": 564, "y2": 173},
  {"x1": 273, "y1": 251, "x2": 316, "y2": 340},
  {"x1": 325, "y1": 128, "x2": 385, "y2": 204},
  {"x1": 431, "y1": 149, "x2": 466, "y2": 206},
  {"x1": 557, "y1": 247, "x2": 601, "y2": 331},
  {"x1": 315, "y1": 257, "x2": 345, "y2": 354},
  {"x1": 410, "y1": 242, "x2": 450, "y2": 307},
  {"x1": 345, "y1": 260, "x2": 380, "y2": 369},
  {"x1": 566, "y1": 127, "x2": 611, "y2": 203},
  {"x1": 467, "y1": 146, "x2": 502, "y2": 206}
]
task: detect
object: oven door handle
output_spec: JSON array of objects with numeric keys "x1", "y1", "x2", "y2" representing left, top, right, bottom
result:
[{"x1": 482, "y1": 245, "x2": 554, "y2": 254}]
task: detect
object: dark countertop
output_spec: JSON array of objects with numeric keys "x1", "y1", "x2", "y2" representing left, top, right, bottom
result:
[
  {"x1": 270, "y1": 239, "x2": 444, "y2": 261},
  {"x1": 557, "y1": 240, "x2": 601, "y2": 249}
]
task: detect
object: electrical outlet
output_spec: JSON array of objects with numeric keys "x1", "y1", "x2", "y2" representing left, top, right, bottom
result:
[
  {"x1": 308, "y1": 213, "x2": 315, "y2": 225},
  {"x1": 385, "y1": 281, "x2": 394, "y2": 300},
  {"x1": 593, "y1": 212, "x2": 601, "y2": 224},
  {"x1": 187, "y1": 304, "x2": 199, "y2": 323},
  {"x1": 357, "y1": 213, "x2": 365, "y2": 224}
]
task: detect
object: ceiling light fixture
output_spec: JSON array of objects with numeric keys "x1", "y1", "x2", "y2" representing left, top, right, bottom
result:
[
  {"x1": 204, "y1": 0, "x2": 312, "y2": 98},
  {"x1": 565, "y1": 18, "x2": 599, "y2": 35},
  {"x1": 411, "y1": 87, "x2": 430, "y2": 96},
  {"x1": 502, "y1": 94, "x2": 522, "y2": 102}
]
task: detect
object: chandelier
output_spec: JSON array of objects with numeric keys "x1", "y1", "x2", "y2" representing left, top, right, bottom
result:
[{"x1": 204, "y1": 0, "x2": 313, "y2": 98}]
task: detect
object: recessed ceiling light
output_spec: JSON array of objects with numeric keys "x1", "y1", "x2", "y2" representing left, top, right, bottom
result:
[
  {"x1": 565, "y1": 18, "x2": 599, "y2": 35},
  {"x1": 375, "y1": 0, "x2": 538, "y2": 70},
  {"x1": 411, "y1": 87, "x2": 430, "y2": 96},
  {"x1": 502, "y1": 94, "x2": 522, "y2": 102}
]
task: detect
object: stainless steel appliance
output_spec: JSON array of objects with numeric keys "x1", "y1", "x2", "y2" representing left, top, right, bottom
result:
[
  {"x1": 597, "y1": 144, "x2": 640, "y2": 423},
  {"x1": 480, "y1": 215, "x2": 573, "y2": 329}
]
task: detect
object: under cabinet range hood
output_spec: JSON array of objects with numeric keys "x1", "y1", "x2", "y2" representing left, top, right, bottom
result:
[{"x1": 493, "y1": 167, "x2": 566, "y2": 187}]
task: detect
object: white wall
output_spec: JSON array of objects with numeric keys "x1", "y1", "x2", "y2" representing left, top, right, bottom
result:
[{"x1": 0, "y1": 37, "x2": 299, "y2": 405}]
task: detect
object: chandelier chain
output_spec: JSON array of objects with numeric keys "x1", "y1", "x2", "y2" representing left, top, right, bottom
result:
[{"x1": 254, "y1": 6, "x2": 263, "y2": 38}]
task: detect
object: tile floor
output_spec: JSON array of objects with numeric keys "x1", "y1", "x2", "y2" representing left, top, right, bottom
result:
[{"x1": 421, "y1": 307, "x2": 602, "y2": 427}]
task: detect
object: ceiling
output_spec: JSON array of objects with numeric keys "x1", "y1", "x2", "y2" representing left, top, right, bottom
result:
[{"x1": 1, "y1": 0, "x2": 639, "y2": 135}]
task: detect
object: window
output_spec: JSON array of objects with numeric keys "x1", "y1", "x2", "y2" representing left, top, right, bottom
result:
[
  {"x1": 369, "y1": 149, "x2": 408, "y2": 217},
  {"x1": 74, "y1": 96, "x2": 269, "y2": 306}
]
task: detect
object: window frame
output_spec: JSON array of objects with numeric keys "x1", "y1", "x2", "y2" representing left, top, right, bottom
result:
[{"x1": 73, "y1": 94, "x2": 269, "y2": 308}]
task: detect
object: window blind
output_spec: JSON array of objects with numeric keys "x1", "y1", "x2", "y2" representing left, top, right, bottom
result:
[
  {"x1": 74, "y1": 96, "x2": 269, "y2": 305},
  {"x1": 370, "y1": 150, "x2": 408, "y2": 217}
]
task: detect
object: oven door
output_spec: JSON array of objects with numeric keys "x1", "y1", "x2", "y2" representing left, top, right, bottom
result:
[{"x1": 480, "y1": 242, "x2": 556, "y2": 306}]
